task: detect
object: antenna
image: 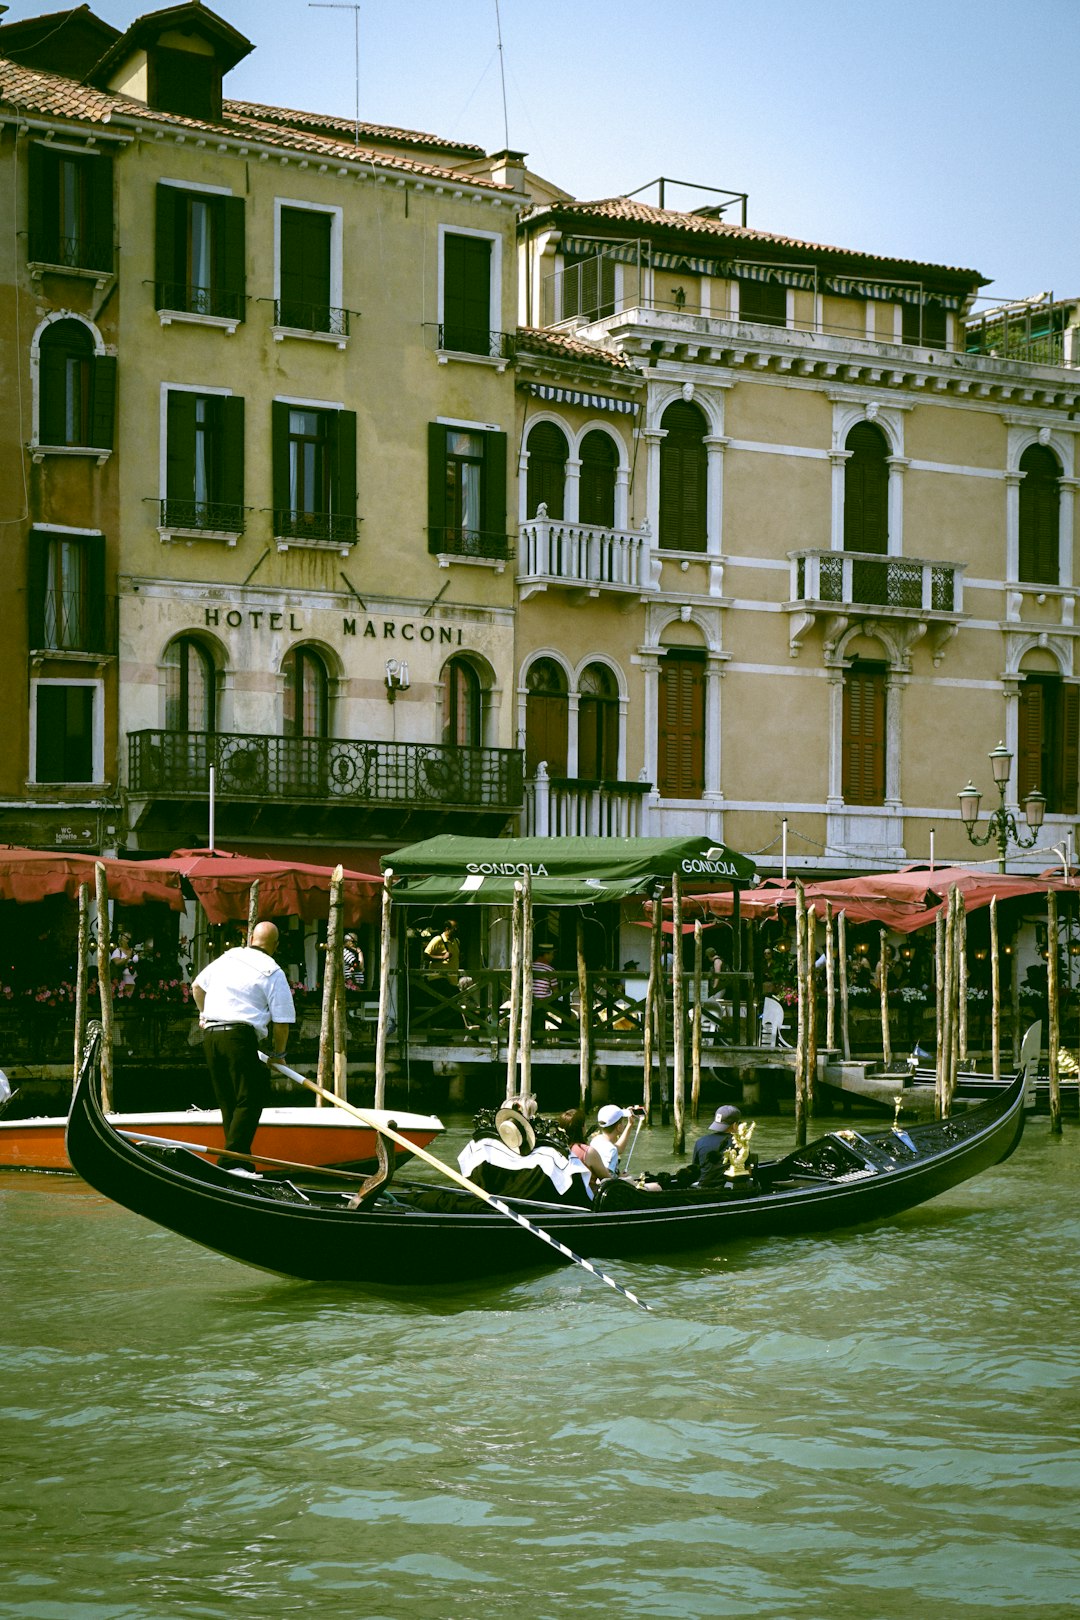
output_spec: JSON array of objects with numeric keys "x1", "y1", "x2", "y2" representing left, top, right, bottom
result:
[
  {"x1": 493, "y1": 0, "x2": 510, "y2": 150},
  {"x1": 309, "y1": 2, "x2": 361, "y2": 145}
]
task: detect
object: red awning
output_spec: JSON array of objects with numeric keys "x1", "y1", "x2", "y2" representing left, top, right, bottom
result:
[
  {"x1": 0, "y1": 848, "x2": 184, "y2": 909},
  {"x1": 140, "y1": 849, "x2": 382, "y2": 926}
]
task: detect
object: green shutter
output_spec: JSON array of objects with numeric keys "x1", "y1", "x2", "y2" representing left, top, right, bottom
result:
[
  {"x1": 219, "y1": 194, "x2": 246, "y2": 321},
  {"x1": 27, "y1": 143, "x2": 52, "y2": 262},
  {"x1": 88, "y1": 354, "x2": 116, "y2": 449},
  {"x1": 526, "y1": 422, "x2": 568, "y2": 519},
  {"x1": 482, "y1": 429, "x2": 507, "y2": 547},
  {"x1": 443, "y1": 233, "x2": 492, "y2": 353},
  {"x1": 38, "y1": 332, "x2": 67, "y2": 445},
  {"x1": 1060, "y1": 684, "x2": 1079, "y2": 816},
  {"x1": 155, "y1": 184, "x2": 178, "y2": 304},
  {"x1": 280, "y1": 207, "x2": 331, "y2": 327},
  {"x1": 427, "y1": 421, "x2": 447, "y2": 553},
  {"x1": 85, "y1": 533, "x2": 107, "y2": 654},
  {"x1": 27, "y1": 529, "x2": 48, "y2": 648},
  {"x1": 88, "y1": 152, "x2": 113, "y2": 272},
  {"x1": 166, "y1": 390, "x2": 196, "y2": 501},
  {"x1": 220, "y1": 395, "x2": 245, "y2": 515},
  {"x1": 334, "y1": 409, "x2": 357, "y2": 539},
  {"x1": 272, "y1": 401, "x2": 291, "y2": 524}
]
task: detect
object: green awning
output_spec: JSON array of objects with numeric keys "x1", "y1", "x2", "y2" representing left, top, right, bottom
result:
[{"x1": 390, "y1": 873, "x2": 651, "y2": 907}]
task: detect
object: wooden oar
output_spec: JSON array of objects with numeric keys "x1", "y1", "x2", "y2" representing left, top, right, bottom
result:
[
  {"x1": 265, "y1": 1058, "x2": 654, "y2": 1314},
  {"x1": 118, "y1": 1129, "x2": 374, "y2": 1182}
]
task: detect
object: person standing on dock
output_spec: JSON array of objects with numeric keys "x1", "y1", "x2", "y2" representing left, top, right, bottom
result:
[{"x1": 192, "y1": 921, "x2": 295, "y2": 1169}]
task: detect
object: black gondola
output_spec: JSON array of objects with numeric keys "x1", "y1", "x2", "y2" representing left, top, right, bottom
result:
[{"x1": 66, "y1": 1030, "x2": 1029, "y2": 1287}]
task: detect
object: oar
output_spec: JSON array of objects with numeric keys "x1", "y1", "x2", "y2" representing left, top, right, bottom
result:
[
  {"x1": 265, "y1": 1057, "x2": 654, "y2": 1314},
  {"x1": 118, "y1": 1130, "x2": 372, "y2": 1182},
  {"x1": 623, "y1": 1111, "x2": 646, "y2": 1172}
]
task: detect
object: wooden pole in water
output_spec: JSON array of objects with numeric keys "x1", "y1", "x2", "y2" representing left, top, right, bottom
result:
[
  {"x1": 1047, "y1": 888, "x2": 1062, "y2": 1135},
  {"x1": 246, "y1": 878, "x2": 260, "y2": 944},
  {"x1": 990, "y1": 895, "x2": 1001, "y2": 1088},
  {"x1": 879, "y1": 925, "x2": 891, "y2": 1069},
  {"x1": 576, "y1": 914, "x2": 590, "y2": 1111},
  {"x1": 934, "y1": 908, "x2": 946, "y2": 1117},
  {"x1": 824, "y1": 900, "x2": 836, "y2": 1053},
  {"x1": 519, "y1": 868, "x2": 534, "y2": 1105},
  {"x1": 373, "y1": 869, "x2": 393, "y2": 1108},
  {"x1": 806, "y1": 903, "x2": 817, "y2": 1114},
  {"x1": 951, "y1": 889, "x2": 964, "y2": 1111},
  {"x1": 691, "y1": 918, "x2": 703, "y2": 1122},
  {"x1": 73, "y1": 881, "x2": 90, "y2": 1094},
  {"x1": 838, "y1": 909, "x2": 850, "y2": 1060},
  {"x1": 671, "y1": 872, "x2": 685, "y2": 1152},
  {"x1": 653, "y1": 895, "x2": 669, "y2": 1127},
  {"x1": 642, "y1": 900, "x2": 655, "y2": 1122},
  {"x1": 94, "y1": 861, "x2": 114, "y2": 1112},
  {"x1": 958, "y1": 891, "x2": 969, "y2": 1063},
  {"x1": 505, "y1": 882, "x2": 522, "y2": 1102},
  {"x1": 941, "y1": 887, "x2": 957, "y2": 1117},
  {"x1": 317, "y1": 864, "x2": 344, "y2": 1096},
  {"x1": 794, "y1": 878, "x2": 807, "y2": 1147}
]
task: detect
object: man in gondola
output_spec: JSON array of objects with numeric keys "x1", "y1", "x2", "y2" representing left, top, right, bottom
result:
[
  {"x1": 192, "y1": 921, "x2": 295, "y2": 1169},
  {"x1": 691, "y1": 1104, "x2": 744, "y2": 1185}
]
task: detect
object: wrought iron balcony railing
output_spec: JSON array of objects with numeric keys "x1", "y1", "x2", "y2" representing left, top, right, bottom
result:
[
  {"x1": 519, "y1": 511, "x2": 649, "y2": 593},
  {"x1": 28, "y1": 229, "x2": 113, "y2": 275},
  {"x1": 128, "y1": 730, "x2": 524, "y2": 810},
  {"x1": 28, "y1": 590, "x2": 117, "y2": 656},
  {"x1": 436, "y1": 324, "x2": 515, "y2": 360},
  {"x1": 791, "y1": 550, "x2": 962, "y2": 615},
  {"x1": 154, "y1": 281, "x2": 246, "y2": 322},
  {"x1": 158, "y1": 498, "x2": 246, "y2": 535},
  {"x1": 273, "y1": 299, "x2": 350, "y2": 337},
  {"x1": 273, "y1": 508, "x2": 359, "y2": 547},
  {"x1": 428, "y1": 526, "x2": 514, "y2": 563}
]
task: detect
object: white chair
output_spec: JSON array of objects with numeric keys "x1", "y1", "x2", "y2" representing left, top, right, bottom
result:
[{"x1": 760, "y1": 995, "x2": 792, "y2": 1049}]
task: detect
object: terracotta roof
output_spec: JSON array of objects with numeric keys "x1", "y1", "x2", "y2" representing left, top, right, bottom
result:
[
  {"x1": 516, "y1": 326, "x2": 636, "y2": 372},
  {"x1": 224, "y1": 98, "x2": 485, "y2": 158},
  {"x1": 0, "y1": 58, "x2": 511, "y2": 188},
  {"x1": 538, "y1": 196, "x2": 986, "y2": 284}
]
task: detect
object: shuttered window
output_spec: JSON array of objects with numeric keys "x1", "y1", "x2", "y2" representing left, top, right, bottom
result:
[
  {"x1": 27, "y1": 144, "x2": 112, "y2": 273},
  {"x1": 739, "y1": 277, "x2": 787, "y2": 327},
  {"x1": 155, "y1": 184, "x2": 246, "y2": 322},
  {"x1": 563, "y1": 252, "x2": 615, "y2": 320},
  {"x1": 279, "y1": 207, "x2": 333, "y2": 332},
  {"x1": 659, "y1": 400, "x2": 708, "y2": 552},
  {"x1": 272, "y1": 403, "x2": 357, "y2": 545},
  {"x1": 844, "y1": 422, "x2": 889, "y2": 554},
  {"x1": 427, "y1": 423, "x2": 508, "y2": 559},
  {"x1": 165, "y1": 391, "x2": 244, "y2": 529},
  {"x1": 35, "y1": 685, "x2": 96, "y2": 783},
  {"x1": 902, "y1": 299, "x2": 947, "y2": 347},
  {"x1": 1018, "y1": 445, "x2": 1061, "y2": 585},
  {"x1": 578, "y1": 663, "x2": 619, "y2": 780},
  {"x1": 579, "y1": 430, "x2": 618, "y2": 528},
  {"x1": 657, "y1": 649, "x2": 706, "y2": 798},
  {"x1": 842, "y1": 662, "x2": 887, "y2": 805},
  {"x1": 37, "y1": 320, "x2": 115, "y2": 450},
  {"x1": 1018, "y1": 676, "x2": 1079, "y2": 815},
  {"x1": 526, "y1": 422, "x2": 568, "y2": 519},
  {"x1": 27, "y1": 530, "x2": 107, "y2": 655},
  {"x1": 525, "y1": 658, "x2": 569, "y2": 777},
  {"x1": 442, "y1": 233, "x2": 492, "y2": 355}
]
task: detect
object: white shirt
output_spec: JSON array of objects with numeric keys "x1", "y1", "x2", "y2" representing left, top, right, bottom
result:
[
  {"x1": 193, "y1": 946, "x2": 295, "y2": 1041},
  {"x1": 590, "y1": 1132, "x2": 619, "y2": 1175}
]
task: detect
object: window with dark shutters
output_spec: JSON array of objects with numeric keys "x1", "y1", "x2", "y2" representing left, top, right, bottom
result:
[
  {"x1": 659, "y1": 400, "x2": 708, "y2": 552},
  {"x1": 165, "y1": 391, "x2": 245, "y2": 531},
  {"x1": 35, "y1": 685, "x2": 95, "y2": 783},
  {"x1": 842, "y1": 662, "x2": 887, "y2": 805},
  {"x1": 27, "y1": 530, "x2": 107, "y2": 654},
  {"x1": 563, "y1": 252, "x2": 615, "y2": 320},
  {"x1": 1018, "y1": 675, "x2": 1079, "y2": 814},
  {"x1": 526, "y1": 422, "x2": 568, "y2": 519},
  {"x1": 442, "y1": 233, "x2": 492, "y2": 355},
  {"x1": 1018, "y1": 445, "x2": 1061, "y2": 585},
  {"x1": 427, "y1": 423, "x2": 509, "y2": 559},
  {"x1": 902, "y1": 299, "x2": 947, "y2": 348},
  {"x1": 844, "y1": 422, "x2": 889, "y2": 555},
  {"x1": 578, "y1": 663, "x2": 619, "y2": 779},
  {"x1": 272, "y1": 403, "x2": 356, "y2": 545},
  {"x1": 37, "y1": 320, "x2": 113, "y2": 448},
  {"x1": 525, "y1": 658, "x2": 569, "y2": 777},
  {"x1": 27, "y1": 144, "x2": 113, "y2": 273},
  {"x1": 739, "y1": 276, "x2": 787, "y2": 327},
  {"x1": 279, "y1": 207, "x2": 333, "y2": 332},
  {"x1": 579, "y1": 431, "x2": 618, "y2": 528},
  {"x1": 155, "y1": 185, "x2": 245, "y2": 321},
  {"x1": 657, "y1": 649, "x2": 706, "y2": 798}
]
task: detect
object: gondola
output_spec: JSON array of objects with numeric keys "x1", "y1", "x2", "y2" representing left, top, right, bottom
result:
[{"x1": 66, "y1": 1028, "x2": 1030, "y2": 1287}]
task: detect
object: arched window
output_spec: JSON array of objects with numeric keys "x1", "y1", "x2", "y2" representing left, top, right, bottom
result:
[
  {"x1": 442, "y1": 655, "x2": 483, "y2": 747},
  {"x1": 525, "y1": 658, "x2": 568, "y2": 777},
  {"x1": 579, "y1": 431, "x2": 618, "y2": 528},
  {"x1": 39, "y1": 319, "x2": 93, "y2": 447},
  {"x1": 164, "y1": 636, "x2": 216, "y2": 732},
  {"x1": 844, "y1": 422, "x2": 889, "y2": 554},
  {"x1": 282, "y1": 646, "x2": 329, "y2": 738},
  {"x1": 659, "y1": 400, "x2": 707, "y2": 552},
  {"x1": 1018, "y1": 444, "x2": 1062, "y2": 585},
  {"x1": 526, "y1": 421, "x2": 568, "y2": 519},
  {"x1": 657, "y1": 648, "x2": 705, "y2": 798},
  {"x1": 842, "y1": 661, "x2": 887, "y2": 805},
  {"x1": 1018, "y1": 673, "x2": 1078, "y2": 814},
  {"x1": 578, "y1": 663, "x2": 619, "y2": 780}
]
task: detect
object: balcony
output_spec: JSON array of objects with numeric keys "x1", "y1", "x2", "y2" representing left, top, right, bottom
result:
[
  {"x1": 273, "y1": 508, "x2": 359, "y2": 555},
  {"x1": 271, "y1": 299, "x2": 351, "y2": 349},
  {"x1": 428, "y1": 526, "x2": 514, "y2": 568},
  {"x1": 29, "y1": 591, "x2": 117, "y2": 661},
  {"x1": 433, "y1": 324, "x2": 514, "y2": 371},
  {"x1": 155, "y1": 281, "x2": 246, "y2": 331},
  {"x1": 157, "y1": 498, "x2": 246, "y2": 546},
  {"x1": 524, "y1": 770, "x2": 652, "y2": 837},
  {"x1": 786, "y1": 549, "x2": 965, "y2": 659},
  {"x1": 28, "y1": 228, "x2": 113, "y2": 283},
  {"x1": 518, "y1": 509, "x2": 658, "y2": 600},
  {"x1": 126, "y1": 730, "x2": 524, "y2": 842}
]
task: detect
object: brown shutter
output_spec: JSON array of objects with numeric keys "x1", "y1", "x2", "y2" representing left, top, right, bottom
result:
[
  {"x1": 526, "y1": 422, "x2": 568, "y2": 519},
  {"x1": 1016, "y1": 680, "x2": 1045, "y2": 802},
  {"x1": 657, "y1": 651, "x2": 705, "y2": 798},
  {"x1": 579, "y1": 430, "x2": 617, "y2": 527},
  {"x1": 844, "y1": 422, "x2": 889, "y2": 554},
  {"x1": 525, "y1": 660, "x2": 568, "y2": 777},
  {"x1": 1060, "y1": 684, "x2": 1079, "y2": 815},
  {"x1": 659, "y1": 401, "x2": 707, "y2": 552},
  {"x1": 842, "y1": 664, "x2": 886, "y2": 805},
  {"x1": 1019, "y1": 446, "x2": 1061, "y2": 585}
]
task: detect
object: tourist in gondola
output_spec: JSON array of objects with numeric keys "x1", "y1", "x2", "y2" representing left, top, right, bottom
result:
[
  {"x1": 558, "y1": 1107, "x2": 607, "y2": 1198},
  {"x1": 691, "y1": 1104, "x2": 743, "y2": 1184},
  {"x1": 191, "y1": 920, "x2": 295, "y2": 1169}
]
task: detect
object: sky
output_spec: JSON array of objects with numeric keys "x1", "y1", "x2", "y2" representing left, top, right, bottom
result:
[{"x1": 10, "y1": 0, "x2": 1079, "y2": 306}]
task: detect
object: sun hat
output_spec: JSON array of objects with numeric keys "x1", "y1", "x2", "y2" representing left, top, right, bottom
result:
[
  {"x1": 494, "y1": 1106, "x2": 537, "y2": 1156},
  {"x1": 597, "y1": 1104, "x2": 627, "y2": 1128}
]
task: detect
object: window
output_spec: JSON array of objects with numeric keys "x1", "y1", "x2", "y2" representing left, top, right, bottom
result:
[
  {"x1": 842, "y1": 662, "x2": 886, "y2": 806},
  {"x1": 427, "y1": 422, "x2": 508, "y2": 560},
  {"x1": 278, "y1": 206, "x2": 343, "y2": 335},
  {"x1": 441, "y1": 232, "x2": 494, "y2": 355},
  {"x1": 526, "y1": 422, "x2": 568, "y2": 519},
  {"x1": 844, "y1": 422, "x2": 889, "y2": 554},
  {"x1": 443, "y1": 656, "x2": 483, "y2": 747},
  {"x1": 283, "y1": 646, "x2": 329, "y2": 739},
  {"x1": 33, "y1": 682, "x2": 98, "y2": 784},
  {"x1": 657, "y1": 649, "x2": 705, "y2": 798},
  {"x1": 164, "y1": 390, "x2": 245, "y2": 533},
  {"x1": 902, "y1": 298, "x2": 947, "y2": 348},
  {"x1": 525, "y1": 658, "x2": 568, "y2": 777},
  {"x1": 1018, "y1": 444, "x2": 1061, "y2": 585},
  {"x1": 148, "y1": 45, "x2": 222, "y2": 122},
  {"x1": 27, "y1": 530, "x2": 108, "y2": 654},
  {"x1": 738, "y1": 276, "x2": 786, "y2": 327},
  {"x1": 37, "y1": 320, "x2": 115, "y2": 449},
  {"x1": 578, "y1": 663, "x2": 619, "y2": 779},
  {"x1": 562, "y1": 251, "x2": 615, "y2": 320},
  {"x1": 165, "y1": 636, "x2": 217, "y2": 732},
  {"x1": 28, "y1": 145, "x2": 112, "y2": 273},
  {"x1": 579, "y1": 430, "x2": 618, "y2": 528},
  {"x1": 1018, "y1": 676, "x2": 1078, "y2": 815},
  {"x1": 659, "y1": 400, "x2": 707, "y2": 552},
  {"x1": 155, "y1": 184, "x2": 245, "y2": 322},
  {"x1": 272, "y1": 402, "x2": 357, "y2": 547}
]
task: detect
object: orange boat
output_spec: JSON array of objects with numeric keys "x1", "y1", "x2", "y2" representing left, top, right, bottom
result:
[{"x1": 0, "y1": 1103, "x2": 444, "y2": 1174}]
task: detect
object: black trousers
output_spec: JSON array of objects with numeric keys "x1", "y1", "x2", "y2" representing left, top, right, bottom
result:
[{"x1": 202, "y1": 1024, "x2": 270, "y2": 1161}]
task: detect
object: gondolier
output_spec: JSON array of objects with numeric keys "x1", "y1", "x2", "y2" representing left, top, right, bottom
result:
[{"x1": 192, "y1": 921, "x2": 295, "y2": 1167}]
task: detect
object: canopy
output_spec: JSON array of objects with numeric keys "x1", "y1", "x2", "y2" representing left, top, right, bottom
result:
[
  {"x1": 139, "y1": 850, "x2": 382, "y2": 926},
  {"x1": 0, "y1": 848, "x2": 184, "y2": 909},
  {"x1": 383, "y1": 835, "x2": 756, "y2": 907}
]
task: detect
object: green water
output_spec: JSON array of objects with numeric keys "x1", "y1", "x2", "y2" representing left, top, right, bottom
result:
[{"x1": 2, "y1": 1114, "x2": 1079, "y2": 1620}]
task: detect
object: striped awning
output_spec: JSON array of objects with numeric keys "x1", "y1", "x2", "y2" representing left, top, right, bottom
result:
[
  {"x1": 525, "y1": 383, "x2": 637, "y2": 414},
  {"x1": 561, "y1": 236, "x2": 643, "y2": 267}
]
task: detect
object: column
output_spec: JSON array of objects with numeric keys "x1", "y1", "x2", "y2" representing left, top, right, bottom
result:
[
  {"x1": 829, "y1": 450, "x2": 850, "y2": 551},
  {"x1": 886, "y1": 456, "x2": 909, "y2": 556}
]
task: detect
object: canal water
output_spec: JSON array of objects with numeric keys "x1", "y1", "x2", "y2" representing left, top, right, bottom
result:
[{"x1": 2, "y1": 1109, "x2": 1079, "y2": 1620}]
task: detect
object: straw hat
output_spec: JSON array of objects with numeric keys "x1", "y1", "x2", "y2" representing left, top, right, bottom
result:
[{"x1": 494, "y1": 1106, "x2": 536, "y2": 1155}]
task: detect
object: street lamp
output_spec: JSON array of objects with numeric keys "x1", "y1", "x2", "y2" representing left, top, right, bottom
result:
[{"x1": 958, "y1": 741, "x2": 1046, "y2": 873}]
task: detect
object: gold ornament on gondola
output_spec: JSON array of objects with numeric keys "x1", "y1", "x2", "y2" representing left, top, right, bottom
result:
[{"x1": 723, "y1": 1119, "x2": 756, "y2": 1179}]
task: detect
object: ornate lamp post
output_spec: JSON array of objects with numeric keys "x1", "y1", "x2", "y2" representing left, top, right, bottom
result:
[{"x1": 958, "y1": 741, "x2": 1046, "y2": 873}]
